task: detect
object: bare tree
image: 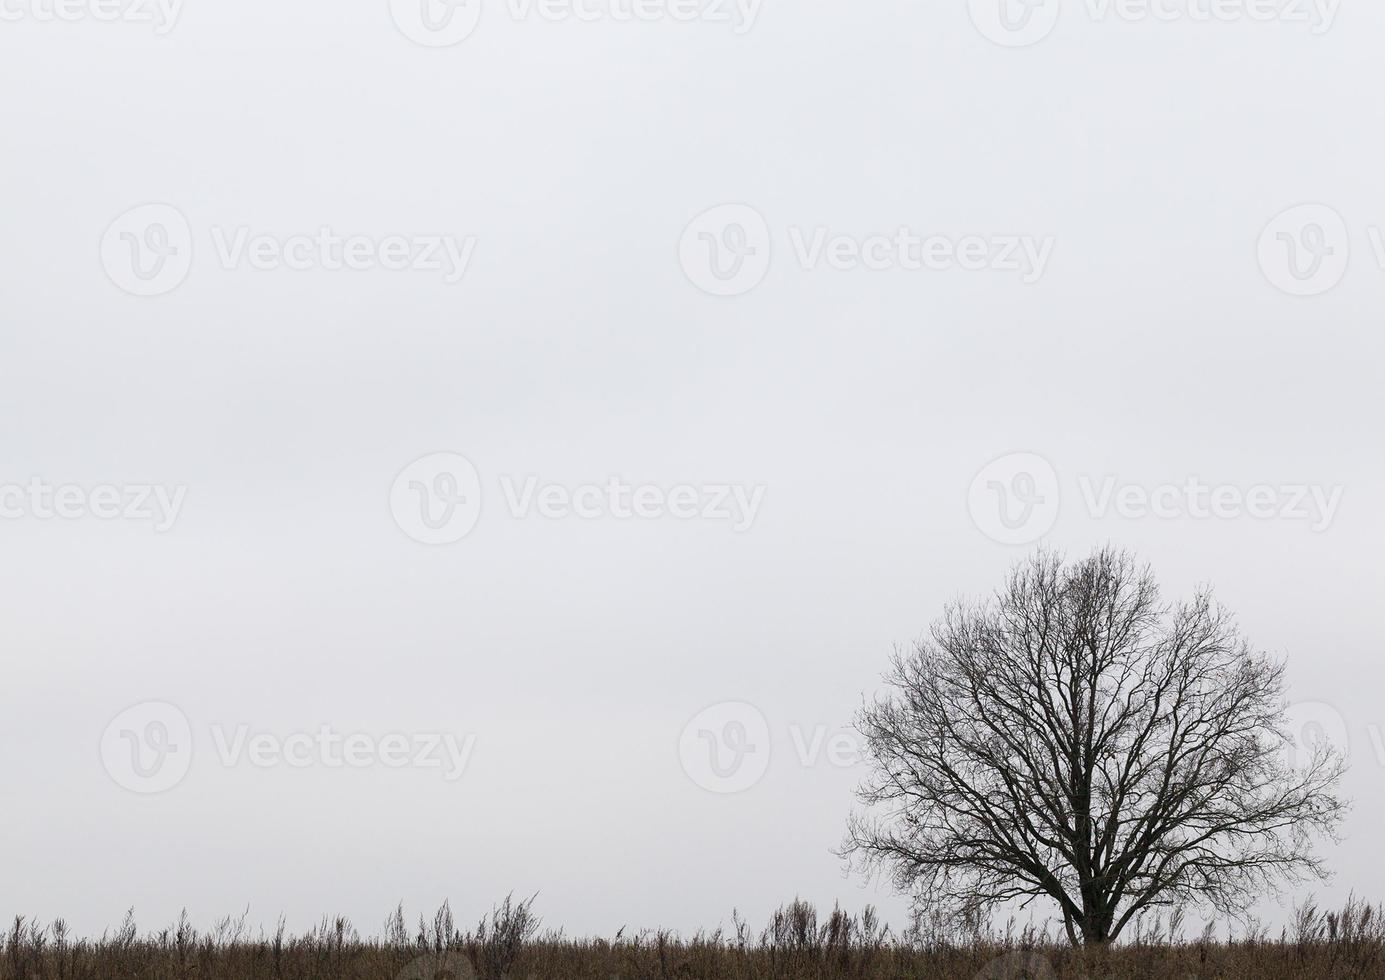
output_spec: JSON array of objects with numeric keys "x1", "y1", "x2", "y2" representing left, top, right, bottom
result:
[{"x1": 846, "y1": 546, "x2": 1347, "y2": 946}]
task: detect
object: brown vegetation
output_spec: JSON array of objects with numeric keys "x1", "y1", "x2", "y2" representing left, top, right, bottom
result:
[{"x1": 6, "y1": 895, "x2": 1385, "y2": 980}]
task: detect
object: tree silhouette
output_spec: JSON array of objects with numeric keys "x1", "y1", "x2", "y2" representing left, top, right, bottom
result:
[{"x1": 846, "y1": 547, "x2": 1347, "y2": 946}]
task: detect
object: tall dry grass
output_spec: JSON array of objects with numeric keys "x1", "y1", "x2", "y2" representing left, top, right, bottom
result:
[{"x1": 5, "y1": 894, "x2": 1385, "y2": 979}]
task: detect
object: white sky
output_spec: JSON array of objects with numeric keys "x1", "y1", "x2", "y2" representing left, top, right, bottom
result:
[{"x1": 2, "y1": 0, "x2": 1383, "y2": 941}]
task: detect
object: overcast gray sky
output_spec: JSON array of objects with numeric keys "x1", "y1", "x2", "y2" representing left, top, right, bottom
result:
[{"x1": 2, "y1": 0, "x2": 1384, "y2": 940}]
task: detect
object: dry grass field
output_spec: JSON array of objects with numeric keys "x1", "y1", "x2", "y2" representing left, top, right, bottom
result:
[{"x1": 6, "y1": 895, "x2": 1385, "y2": 980}]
